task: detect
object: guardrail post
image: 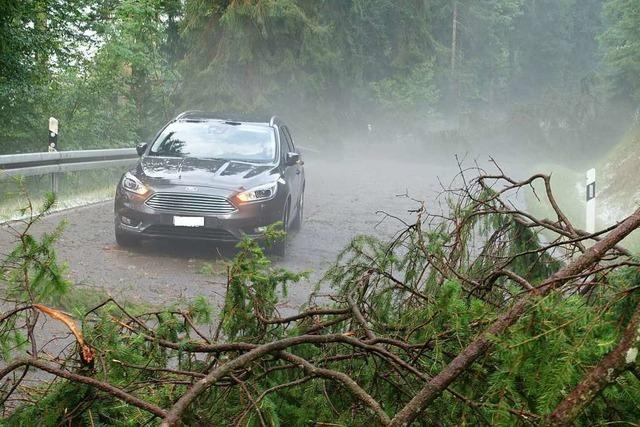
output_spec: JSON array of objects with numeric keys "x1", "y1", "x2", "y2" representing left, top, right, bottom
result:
[{"x1": 51, "y1": 172, "x2": 59, "y2": 194}]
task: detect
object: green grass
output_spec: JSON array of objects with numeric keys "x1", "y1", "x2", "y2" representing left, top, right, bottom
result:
[{"x1": 0, "y1": 166, "x2": 128, "y2": 222}]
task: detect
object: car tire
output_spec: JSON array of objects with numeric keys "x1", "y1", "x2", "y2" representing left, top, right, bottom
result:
[
  {"x1": 291, "y1": 191, "x2": 304, "y2": 231},
  {"x1": 270, "y1": 201, "x2": 289, "y2": 257},
  {"x1": 115, "y1": 226, "x2": 140, "y2": 248}
]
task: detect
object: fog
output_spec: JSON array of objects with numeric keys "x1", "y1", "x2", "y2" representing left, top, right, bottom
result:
[
  {"x1": 4, "y1": 3, "x2": 640, "y2": 422},
  {"x1": 2, "y1": 1, "x2": 638, "y2": 235}
]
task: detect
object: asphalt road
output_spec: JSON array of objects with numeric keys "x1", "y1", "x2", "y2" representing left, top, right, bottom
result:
[
  {"x1": 0, "y1": 144, "x2": 538, "y2": 400},
  {"x1": 0, "y1": 147, "x2": 484, "y2": 313}
]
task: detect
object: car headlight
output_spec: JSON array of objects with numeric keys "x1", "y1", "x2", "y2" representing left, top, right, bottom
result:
[
  {"x1": 236, "y1": 182, "x2": 278, "y2": 203},
  {"x1": 122, "y1": 172, "x2": 149, "y2": 195}
]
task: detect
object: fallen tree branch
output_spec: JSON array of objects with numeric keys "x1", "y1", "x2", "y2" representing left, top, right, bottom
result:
[
  {"x1": 160, "y1": 334, "x2": 396, "y2": 426},
  {"x1": 278, "y1": 351, "x2": 391, "y2": 425},
  {"x1": 388, "y1": 207, "x2": 640, "y2": 427},
  {"x1": 544, "y1": 301, "x2": 640, "y2": 426},
  {"x1": 0, "y1": 358, "x2": 166, "y2": 418}
]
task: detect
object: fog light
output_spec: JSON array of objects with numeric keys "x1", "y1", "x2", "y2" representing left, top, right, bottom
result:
[
  {"x1": 121, "y1": 216, "x2": 133, "y2": 225},
  {"x1": 254, "y1": 226, "x2": 267, "y2": 233}
]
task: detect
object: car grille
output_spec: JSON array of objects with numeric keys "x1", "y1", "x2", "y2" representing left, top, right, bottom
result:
[
  {"x1": 145, "y1": 193, "x2": 236, "y2": 215},
  {"x1": 142, "y1": 225, "x2": 237, "y2": 241}
]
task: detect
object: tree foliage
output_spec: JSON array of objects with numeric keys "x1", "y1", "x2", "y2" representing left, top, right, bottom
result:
[
  {"x1": 600, "y1": 0, "x2": 640, "y2": 102},
  {"x1": 0, "y1": 0, "x2": 181, "y2": 152},
  {"x1": 2, "y1": 169, "x2": 640, "y2": 426},
  {"x1": 4, "y1": 0, "x2": 633, "y2": 153}
]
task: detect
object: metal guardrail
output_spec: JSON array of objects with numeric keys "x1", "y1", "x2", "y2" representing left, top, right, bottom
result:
[{"x1": 0, "y1": 148, "x2": 138, "y2": 191}]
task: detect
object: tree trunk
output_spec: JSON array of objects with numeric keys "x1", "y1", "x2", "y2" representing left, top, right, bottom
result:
[
  {"x1": 450, "y1": 0, "x2": 458, "y2": 101},
  {"x1": 34, "y1": 0, "x2": 49, "y2": 78}
]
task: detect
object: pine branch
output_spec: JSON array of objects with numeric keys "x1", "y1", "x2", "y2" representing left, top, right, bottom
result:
[
  {"x1": 388, "y1": 206, "x2": 640, "y2": 427},
  {"x1": 544, "y1": 301, "x2": 640, "y2": 426}
]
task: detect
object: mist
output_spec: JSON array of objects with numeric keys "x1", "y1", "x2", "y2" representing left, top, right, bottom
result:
[
  {"x1": 4, "y1": 1, "x2": 640, "y2": 425},
  {"x1": 3, "y1": 0, "x2": 640, "y2": 239},
  {"x1": 169, "y1": 0, "x2": 634, "y2": 181}
]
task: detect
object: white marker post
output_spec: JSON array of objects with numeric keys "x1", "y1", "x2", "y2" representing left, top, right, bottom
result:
[
  {"x1": 48, "y1": 117, "x2": 58, "y2": 152},
  {"x1": 586, "y1": 168, "x2": 596, "y2": 233},
  {"x1": 48, "y1": 117, "x2": 60, "y2": 192}
]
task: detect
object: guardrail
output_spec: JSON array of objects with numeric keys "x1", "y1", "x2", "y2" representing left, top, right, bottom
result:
[{"x1": 0, "y1": 148, "x2": 138, "y2": 191}]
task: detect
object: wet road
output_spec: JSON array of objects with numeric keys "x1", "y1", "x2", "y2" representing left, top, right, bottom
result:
[{"x1": 0, "y1": 147, "x2": 482, "y2": 312}]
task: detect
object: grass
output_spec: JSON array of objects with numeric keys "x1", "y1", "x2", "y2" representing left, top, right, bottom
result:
[
  {"x1": 0, "y1": 166, "x2": 128, "y2": 222},
  {"x1": 528, "y1": 123, "x2": 640, "y2": 251}
]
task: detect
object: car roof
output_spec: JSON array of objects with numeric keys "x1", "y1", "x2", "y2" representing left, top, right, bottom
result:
[{"x1": 173, "y1": 111, "x2": 282, "y2": 127}]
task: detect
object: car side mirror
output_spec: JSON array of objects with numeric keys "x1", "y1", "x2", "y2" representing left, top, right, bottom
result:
[
  {"x1": 136, "y1": 143, "x2": 148, "y2": 156},
  {"x1": 285, "y1": 152, "x2": 300, "y2": 166}
]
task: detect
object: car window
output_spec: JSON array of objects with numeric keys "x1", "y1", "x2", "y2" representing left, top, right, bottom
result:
[
  {"x1": 283, "y1": 126, "x2": 296, "y2": 152},
  {"x1": 278, "y1": 127, "x2": 290, "y2": 160},
  {"x1": 149, "y1": 121, "x2": 276, "y2": 163}
]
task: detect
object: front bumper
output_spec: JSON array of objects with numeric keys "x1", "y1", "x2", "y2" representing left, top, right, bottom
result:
[{"x1": 114, "y1": 186, "x2": 284, "y2": 243}]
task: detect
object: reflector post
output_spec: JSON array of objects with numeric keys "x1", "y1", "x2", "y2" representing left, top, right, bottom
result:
[{"x1": 48, "y1": 117, "x2": 58, "y2": 152}]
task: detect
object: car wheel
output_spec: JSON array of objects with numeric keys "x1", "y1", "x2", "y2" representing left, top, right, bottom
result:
[
  {"x1": 291, "y1": 191, "x2": 304, "y2": 231},
  {"x1": 115, "y1": 225, "x2": 140, "y2": 248},
  {"x1": 270, "y1": 201, "x2": 289, "y2": 257}
]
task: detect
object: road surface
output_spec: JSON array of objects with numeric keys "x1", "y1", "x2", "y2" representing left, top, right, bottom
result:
[
  {"x1": 0, "y1": 144, "x2": 537, "y2": 400},
  {"x1": 0, "y1": 146, "x2": 509, "y2": 314}
]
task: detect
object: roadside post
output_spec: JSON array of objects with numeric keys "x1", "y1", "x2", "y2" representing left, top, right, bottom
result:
[
  {"x1": 586, "y1": 168, "x2": 596, "y2": 234},
  {"x1": 48, "y1": 117, "x2": 58, "y2": 152},
  {"x1": 48, "y1": 117, "x2": 59, "y2": 192}
]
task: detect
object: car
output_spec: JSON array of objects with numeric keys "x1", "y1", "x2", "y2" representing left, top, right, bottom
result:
[{"x1": 113, "y1": 111, "x2": 305, "y2": 256}]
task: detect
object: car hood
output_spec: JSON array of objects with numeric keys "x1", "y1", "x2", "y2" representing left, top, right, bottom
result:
[{"x1": 134, "y1": 156, "x2": 278, "y2": 190}]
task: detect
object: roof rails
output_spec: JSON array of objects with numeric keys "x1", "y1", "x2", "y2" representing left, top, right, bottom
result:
[
  {"x1": 173, "y1": 111, "x2": 282, "y2": 125},
  {"x1": 174, "y1": 110, "x2": 207, "y2": 121}
]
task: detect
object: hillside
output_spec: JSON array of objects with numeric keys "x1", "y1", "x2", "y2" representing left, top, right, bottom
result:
[{"x1": 528, "y1": 122, "x2": 640, "y2": 248}]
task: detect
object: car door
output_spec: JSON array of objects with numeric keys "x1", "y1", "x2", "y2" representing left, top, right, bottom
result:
[
  {"x1": 286, "y1": 127, "x2": 303, "y2": 208},
  {"x1": 279, "y1": 126, "x2": 300, "y2": 220},
  {"x1": 283, "y1": 126, "x2": 302, "y2": 205}
]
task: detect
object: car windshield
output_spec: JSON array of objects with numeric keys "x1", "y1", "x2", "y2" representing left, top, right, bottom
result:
[{"x1": 149, "y1": 121, "x2": 276, "y2": 163}]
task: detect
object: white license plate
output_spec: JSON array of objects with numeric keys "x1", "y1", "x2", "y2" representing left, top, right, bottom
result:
[{"x1": 173, "y1": 216, "x2": 205, "y2": 227}]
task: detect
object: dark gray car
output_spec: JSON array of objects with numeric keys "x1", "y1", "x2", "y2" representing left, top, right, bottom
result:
[{"x1": 114, "y1": 111, "x2": 305, "y2": 256}]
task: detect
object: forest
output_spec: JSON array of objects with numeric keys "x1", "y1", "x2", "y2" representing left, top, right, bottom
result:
[
  {"x1": 1, "y1": 0, "x2": 638, "y2": 154},
  {"x1": 2, "y1": 1, "x2": 640, "y2": 426}
]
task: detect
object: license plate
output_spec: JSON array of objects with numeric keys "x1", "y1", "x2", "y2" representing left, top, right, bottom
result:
[{"x1": 173, "y1": 216, "x2": 204, "y2": 227}]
